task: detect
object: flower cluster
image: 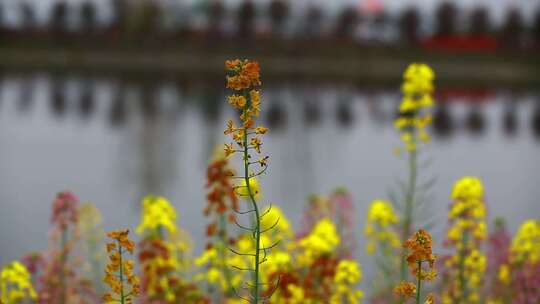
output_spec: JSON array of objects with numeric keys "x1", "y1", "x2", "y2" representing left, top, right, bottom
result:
[
  {"x1": 38, "y1": 191, "x2": 83, "y2": 303},
  {"x1": 226, "y1": 59, "x2": 261, "y2": 91},
  {"x1": 78, "y1": 203, "x2": 106, "y2": 296},
  {"x1": 103, "y1": 230, "x2": 139, "y2": 303},
  {"x1": 509, "y1": 219, "x2": 540, "y2": 264},
  {"x1": 365, "y1": 199, "x2": 400, "y2": 255},
  {"x1": 51, "y1": 191, "x2": 79, "y2": 229},
  {"x1": 223, "y1": 59, "x2": 268, "y2": 165},
  {"x1": 491, "y1": 220, "x2": 540, "y2": 304},
  {"x1": 297, "y1": 218, "x2": 341, "y2": 266},
  {"x1": 394, "y1": 229, "x2": 436, "y2": 303},
  {"x1": 136, "y1": 195, "x2": 204, "y2": 303},
  {"x1": 204, "y1": 146, "x2": 239, "y2": 247},
  {"x1": 298, "y1": 189, "x2": 357, "y2": 258},
  {"x1": 330, "y1": 260, "x2": 364, "y2": 304},
  {"x1": 1, "y1": 261, "x2": 37, "y2": 304},
  {"x1": 195, "y1": 245, "x2": 246, "y2": 295},
  {"x1": 329, "y1": 188, "x2": 357, "y2": 258},
  {"x1": 199, "y1": 147, "x2": 241, "y2": 299},
  {"x1": 136, "y1": 195, "x2": 177, "y2": 235},
  {"x1": 262, "y1": 216, "x2": 363, "y2": 304},
  {"x1": 365, "y1": 199, "x2": 401, "y2": 303},
  {"x1": 442, "y1": 177, "x2": 487, "y2": 304},
  {"x1": 395, "y1": 63, "x2": 435, "y2": 152}
]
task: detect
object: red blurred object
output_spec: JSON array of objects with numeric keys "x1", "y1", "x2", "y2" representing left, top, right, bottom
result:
[
  {"x1": 435, "y1": 88, "x2": 495, "y2": 103},
  {"x1": 421, "y1": 35, "x2": 499, "y2": 52},
  {"x1": 360, "y1": 0, "x2": 384, "y2": 13}
]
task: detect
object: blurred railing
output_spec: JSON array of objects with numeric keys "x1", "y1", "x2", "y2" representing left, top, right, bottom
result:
[{"x1": 0, "y1": 0, "x2": 539, "y2": 52}]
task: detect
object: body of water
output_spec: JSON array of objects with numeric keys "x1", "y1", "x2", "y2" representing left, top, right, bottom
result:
[{"x1": 0, "y1": 72, "x2": 539, "y2": 279}]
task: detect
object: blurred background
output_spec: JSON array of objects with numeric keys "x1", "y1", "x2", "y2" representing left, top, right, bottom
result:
[{"x1": 0, "y1": 0, "x2": 540, "y2": 280}]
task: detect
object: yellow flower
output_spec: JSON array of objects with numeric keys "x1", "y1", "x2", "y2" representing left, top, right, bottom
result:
[
  {"x1": 297, "y1": 218, "x2": 340, "y2": 266},
  {"x1": 0, "y1": 261, "x2": 37, "y2": 303},
  {"x1": 451, "y1": 177, "x2": 484, "y2": 201},
  {"x1": 367, "y1": 199, "x2": 399, "y2": 226},
  {"x1": 443, "y1": 177, "x2": 487, "y2": 303},
  {"x1": 365, "y1": 199, "x2": 400, "y2": 254},
  {"x1": 136, "y1": 195, "x2": 177, "y2": 235},
  {"x1": 395, "y1": 63, "x2": 435, "y2": 152},
  {"x1": 331, "y1": 260, "x2": 364, "y2": 304},
  {"x1": 260, "y1": 205, "x2": 293, "y2": 239},
  {"x1": 510, "y1": 219, "x2": 540, "y2": 264},
  {"x1": 497, "y1": 264, "x2": 510, "y2": 285},
  {"x1": 235, "y1": 177, "x2": 262, "y2": 201}
]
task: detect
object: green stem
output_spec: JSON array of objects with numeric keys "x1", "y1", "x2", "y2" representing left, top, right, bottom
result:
[
  {"x1": 118, "y1": 242, "x2": 125, "y2": 304},
  {"x1": 59, "y1": 227, "x2": 68, "y2": 304},
  {"x1": 416, "y1": 261, "x2": 422, "y2": 304},
  {"x1": 400, "y1": 147, "x2": 417, "y2": 287},
  {"x1": 218, "y1": 213, "x2": 234, "y2": 297},
  {"x1": 458, "y1": 230, "x2": 469, "y2": 304},
  {"x1": 242, "y1": 105, "x2": 262, "y2": 304}
]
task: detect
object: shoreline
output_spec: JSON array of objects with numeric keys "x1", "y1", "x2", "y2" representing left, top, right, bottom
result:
[{"x1": 0, "y1": 44, "x2": 539, "y2": 87}]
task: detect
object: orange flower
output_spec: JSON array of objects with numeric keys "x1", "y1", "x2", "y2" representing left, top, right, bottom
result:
[
  {"x1": 255, "y1": 126, "x2": 268, "y2": 134},
  {"x1": 404, "y1": 229, "x2": 436, "y2": 271},
  {"x1": 228, "y1": 95, "x2": 247, "y2": 109},
  {"x1": 224, "y1": 120, "x2": 236, "y2": 135},
  {"x1": 225, "y1": 59, "x2": 242, "y2": 71},
  {"x1": 425, "y1": 293, "x2": 435, "y2": 304},
  {"x1": 394, "y1": 281, "x2": 416, "y2": 298},
  {"x1": 225, "y1": 60, "x2": 262, "y2": 91},
  {"x1": 103, "y1": 229, "x2": 139, "y2": 303},
  {"x1": 224, "y1": 143, "x2": 235, "y2": 157},
  {"x1": 241, "y1": 61, "x2": 261, "y2": 86},
  {"x1": 250, "y1": 137, "x2": 262, "y2": 153}
]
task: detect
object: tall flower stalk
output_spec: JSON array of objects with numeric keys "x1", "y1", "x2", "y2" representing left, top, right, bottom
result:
[
  {"x1": 102, "y1": 230, "x2": 139, "y2": 304},
  {"x1": 197, "y1": 147, "x2": 241, "y2": 300},
  {"x1": 497, "y1": 219, "x2": 540, "y2": 304},
  {"x1": 136, "y1": 195, "x2": 205, "y2": 303},
  {"x1": 78, "y1": 203, "x2": 106, "y2": 298},
  {"x1": 38, "y1": 191, "x2": 82, "y2": 304},
  {"x1": 394, "y1": 229, "x2": 437, "y2": 304},
  {"x1": 394, "y1": 63, "x2": 435, "y2": 284},
  {"x1": 441, "y1": 177, "x2": 487, "y2": 304},
  {"x1": 365, "y1": 199, "x2": 400, "y2": 302},
  {"x1": 223, "y1": 59, "x2": 276, "y2": 303}
]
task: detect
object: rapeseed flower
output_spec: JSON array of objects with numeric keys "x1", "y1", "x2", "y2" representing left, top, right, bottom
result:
[
  {"x1": 395, "y1": 63, "x2": 435, "y2": 152},
  {"x1": 0, "y1": 261, "x2": 37, "y2": 304},
  {"x1": 223, "y1": 59, "x2": 275, "y2": 303},
  {"x1": 395, "y1": 64, "x2": 436, "y2": 287},
  {"x1": 442, "y1": 177, "x2": 487, "y2": 304},
  {"x1": 395, "y1": 229, "x2": 437, "y2": 304},
  {"x1": 297, "y1": 218, "x2": 340, "y2": 266},
  {"x1": 365, "y1": 199, "x2": 400, "y2": 254},
  {"x1": 330, "y1": 260, "x2": 364, "y2": 304},
  {"x1": 509, "y1": 219, "x2": 540, "y2": 264},
  {"x1": 102, "y1": 230, "x2": 139, "y2": 303},
  {"x1": 38, "y1": 191, "x2": 83, "y2": 303},
  {"x1": 136, "y1": 195, "x2": 177, "y2": 235}
]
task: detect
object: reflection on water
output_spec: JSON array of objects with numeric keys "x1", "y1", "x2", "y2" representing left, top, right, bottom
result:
[{"x1": 0, "y1": 73, "x2": 540, "y2": 278}]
